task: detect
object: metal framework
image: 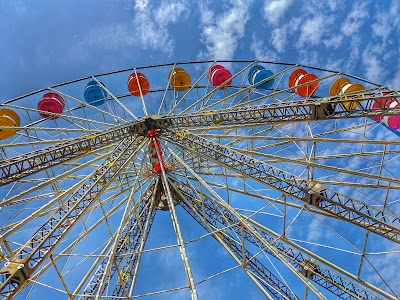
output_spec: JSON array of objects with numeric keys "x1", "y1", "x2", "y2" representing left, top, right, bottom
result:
[
  {"x1": 174, "y1": 179, "x2": 393, "y2": 300},
  {"x1": 3, "y1": 93, "x2": 400, "y2": 188},
  {"x1": 0, "y1": 123, "x2": 143, "y2": 185},
  {"x1": 174, "y1": 183, "x2": 298, "y2": 300},
  {"x1": 0, "y1": 60, "x2": 399, "y2": 300},
  {"x1": 79, "y1": 184, "x2": 156, "y2": 299},
  {"x1": 0, "y1": 136, "x2": 145, "y2": 298},
  {"x1": 164, "y1": 91, "x2": 400, "y2": 127},
  {"x1": 163, "y1": 130, "x2": 399, "y2": 243}
]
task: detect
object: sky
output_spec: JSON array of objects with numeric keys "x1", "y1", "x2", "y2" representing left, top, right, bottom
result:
[
  {"x1": 1, "y1": 0, "x2": 400, "y2": 299},
  {"x1": 1, "y1": 0, "x2": 400, "y2": 101}
]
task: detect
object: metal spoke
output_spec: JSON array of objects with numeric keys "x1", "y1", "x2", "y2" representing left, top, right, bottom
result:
[
  {"x1": 78, "y1": 183, "x2": 156, "y2": 299},
  {"x1": 153, "y1": 137, "x2": 199, "y2": 300},
  {"x1": 163, "y1": 90, "x2": 400, "y2": 128},
  {"x1": 0, "y1": 121, "x2": 144, "y2": 185},
  {"x1": 168, "y1": 157, "x2": 395, "y2": 299},
  {"x1": 168, "y1": 149, "x2": 327, "y2": 299},
  {"x1": 1, "y1": 60, "x2": 399, "y2": 299},
  {"x1": 91, "y1": 76, "x2": 139, "y2": 121},
  {"x1": 163, "y1": 130, "x2": 400, "y2": 243},
  {"x1": 0, "y1": 136, "x2": 146, "y2": 298},
  {"x1": 171, "y1": 181, "x2": 299, "y2": 300}
]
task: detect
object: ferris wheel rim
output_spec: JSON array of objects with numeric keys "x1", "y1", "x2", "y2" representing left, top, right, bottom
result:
[
  {"x1": 0, "y1": 60, "x2": 399, "y2": 299},
  {"x1": 1, "y1": 59, "x2": 387, "y2": 106}
]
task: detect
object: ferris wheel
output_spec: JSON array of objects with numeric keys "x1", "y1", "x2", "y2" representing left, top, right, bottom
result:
[{"x1": 0, "y1": 60, "x2": 399, "y2": 299}]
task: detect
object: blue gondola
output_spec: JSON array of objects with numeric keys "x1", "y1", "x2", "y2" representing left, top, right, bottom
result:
[
  {"x1": 84, "y1": 80, "x2": 107, "y2": 106},
  {"x1": 248, "y1": 65, "x2": 274, "y2": 90}
]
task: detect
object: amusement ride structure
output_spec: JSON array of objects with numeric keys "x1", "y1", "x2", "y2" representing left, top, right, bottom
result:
[{"x1": 0, "y1": 60, "x2": 399, "y2": 299}]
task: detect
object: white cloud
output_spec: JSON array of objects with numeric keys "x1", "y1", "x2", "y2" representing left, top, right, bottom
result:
[
  {"x1": 307, "y1": 217, "x2": 323, "y2": 242},
  {"x1": 389, "y1": 0, "x2": 400, "y2": 29},
  {"x1": 263, "y1": 0, "x2": 294, "y2": 25},
  {"x1": 327, "y1": 0, "x2": 341, "y2": 11},
  {"x1": 323, "y1": 57, "x2": 345, "y2": 73},
  {"x1": 298, "y1": 49, "x2": 320, "y2": 66},
  {"x1": 270, "y1": 17, "x2": 301, "y2": 53},
  {"x1": 80, "y1": 23, "x2": 136, "y2": 51},
  {"x1": 65, "y1": 0, "x2": 190, "y2": 64},
  {"x1": 341, "y1": 35, "x2": 362, "y2": 73},
  {"x1": 198, "y1": 0, "x2": 253, "y2": 60},
  {"x1": 388, "y1": 63, "x2": 400, "y2": 89},
  {"x1": 341, "y1": 2, "x2": 369, "y2": 36},
  {"x1": 362, "y1": 50, "x2": 385, "y2": 83},
  {"x1": 0, "y1": 0, "x2": 27, "y2": 15},
  {"x1": 154, "y1": 2, "x2": 188, "y2": 25},
  {"x1": 250, "y1": 34, "x2": 279, "y2": 62},
  {"x1": 271, "y1": 28, "x2": 286, "y2": 54},
  {"x1": 66, "y1": 22, "x2": 138, "y2": 66},
  {"x1": 134, "y1": 0, "x2": 149, "y2": 10},
  {"x1": 323, "y1": 35, "x2": 343, "y2": 50},
  {"x1": 371, "y1": 0, "x2": 400, "y2": 43},
  {"x1": 360, "y1": 42, "x2": 395, "y2": 83},
  {"x1": 297, "y1": 15, "x2": 334, "y2": 47},
  {"x1": 131, "y1": 0, "x2": 189, "y2": 56},
  {"x1": 371, "y1": 15, "x2": 391, "y2": 42}
]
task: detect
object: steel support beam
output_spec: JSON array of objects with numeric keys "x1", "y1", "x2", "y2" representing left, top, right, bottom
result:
[
  {"x1": 154, "y1": 137, "x2": 199, "y2": 300},
  {"x1": 162, "y1": 90, "x2": 400, "y2": 128},
  {"x1": 174, "y1": 186, "x2": 298, "y2": 300},
  {"x1": 0, "y1": 136, "x2": 146, "y2": 298},
  {"x1": 163, "y1": 131, "x2": 400, "y2": 243},
  {"x1": 79, "y1": 184, "x2": 156, "y2": 299},
  {"x1": 112, "y1": 191, "x2": 156, "y2": 298},
  {"x1": 2, "y1": 91, "x2": 400, "y2": 187},
  {"x1": 174, "y1": 177, "x2": 395, "y2": 300},
  {"x1": 0, "y1": 121, "x2": 146, "y2": 186}
]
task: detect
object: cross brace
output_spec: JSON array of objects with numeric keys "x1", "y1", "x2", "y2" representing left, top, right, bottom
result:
[
  {"x1": 163, "y1": 131, "x2": 400, "y2": 243},
  {"x1": 176, "y1": 180, "x2": 391, "y2": 300},
  {"x1": 161, "y1": 91, "x2": 400, "y2": 128},
  {"x1": 2, "y1": 93, "x2": 400, "y2": 187},
  {"x1": 0, "y1": 136, "x2": 145, "y2": 298},
  {"x1": 178, "y1": 195, "x2": 298, "y2": 300},
  {"x1": 80, "y1": 185, "x2": 156, "y2": 299}
]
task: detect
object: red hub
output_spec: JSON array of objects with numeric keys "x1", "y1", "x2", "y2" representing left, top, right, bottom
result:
[{"x1": 148, "y1": 132, "x2": 168, "y2": 173}]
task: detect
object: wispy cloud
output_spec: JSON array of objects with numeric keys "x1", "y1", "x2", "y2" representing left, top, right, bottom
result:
[
  {"x1": 0, "y1": 0, "x2": 27, "y2": 15},
  {"x1": 297, "y1": 15, "x2": 334, "y2": 47},
  {"x1": 388, "y1": 66, "x2": 400, "y2": 89},
  {"x1": 361, "y1": 45, "x2": 386, "y2": 83},
  {"x1": 130, "y1": 0, "x2": 189, "y2": 56},
  {"x1": 323, "y1": 35, "x2": 343, "y2": 50},
  {"x1": 75, "y1": 23, "x2": 136, "y2": 51},
  {"x1": 326, "y1": 0, "x2": 341, "y2": 11},
  {"x1": 270, "y1": 17, "x2": 301, "y2": 53},
  {"x1": 262, "y1": 0, "x2": 294, "y2": 25},
  {"x1": 341, "y1": 2, "x2": 369, "y2": 36},
  {"x1": 371, "y1": 0, "x2": 400, "y2": 43},
  {"x1": 250, "y1": 33, "x2": 279, "y2": 62},
  {"x1": 365, "y1": 240, "x2": 400, "y2": 295},
  {"x1": 307, "y1": 217, "x2": 324, "y2": 242},
  {"x1": 198, "y1": 0, "x2": 253, "y2": 60},
  {"x1": 371, "y1": 15, "x2": 392, "y2": 42}
]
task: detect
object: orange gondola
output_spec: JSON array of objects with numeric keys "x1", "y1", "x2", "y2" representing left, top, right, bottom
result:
[
  {"x1": 288, "y1": 69, "x2": 319, "y2": 97},
  {"x1": 128, "y1": 72, "x2": 149, "y2": 97}
]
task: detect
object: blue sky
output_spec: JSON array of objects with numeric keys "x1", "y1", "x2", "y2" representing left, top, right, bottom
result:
[
  {"x1": 1, "y1": 0, "x2": 399, "y2": 101},
  {"x1": 1, "y1": 0, "x2": 400, "y2": 299}
]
